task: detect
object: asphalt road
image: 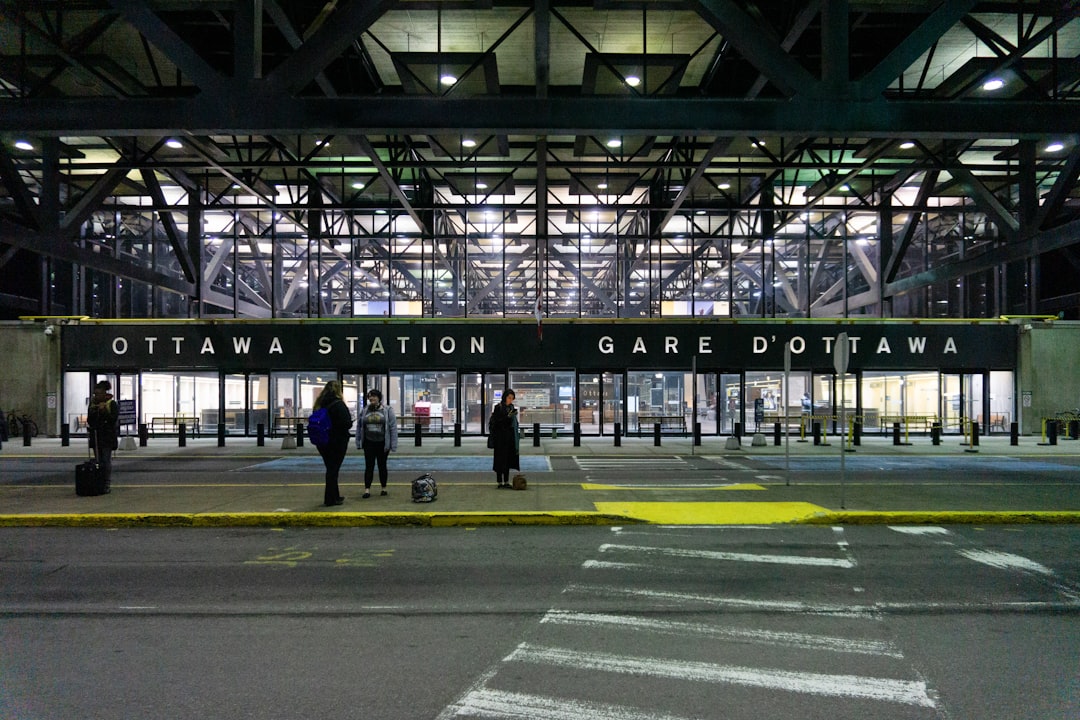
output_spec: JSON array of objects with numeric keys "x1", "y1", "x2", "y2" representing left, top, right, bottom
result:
[{"x1": 2, "y1": 525, "x2": 1077, "y2": 719}]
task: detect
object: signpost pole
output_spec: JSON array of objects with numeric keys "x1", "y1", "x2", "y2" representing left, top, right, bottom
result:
[
  {"x1": 784, "y1": 341, "x2": 791, "y2": 484},
  {"x1": 834, "y1": 332, "x2": 850, "y2": 509}
]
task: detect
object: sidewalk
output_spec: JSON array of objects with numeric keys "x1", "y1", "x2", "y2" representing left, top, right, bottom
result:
[{"x1": 1, "y1": 433, "x2": 1078, "y2": 527}]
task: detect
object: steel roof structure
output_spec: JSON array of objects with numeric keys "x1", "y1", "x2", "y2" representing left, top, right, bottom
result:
[{"x1": 1, "y1": 0, "x2": 1078, "y2": 321}]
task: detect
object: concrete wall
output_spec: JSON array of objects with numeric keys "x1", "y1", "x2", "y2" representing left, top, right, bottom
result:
[
  {"x1": 0, "y1": 321, "x2": 63, "y2": 438},
  {"x1": 1018, "y1": 321, "x2": 1080, "y2": 435}
]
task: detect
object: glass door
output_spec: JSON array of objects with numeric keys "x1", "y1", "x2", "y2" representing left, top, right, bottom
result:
[
  {"x1": 718, "y1": 373, "x2": 741, "y2": 434},
  {"x1": 601, "y1": 372, "x2": 623, "y2": 436},
  {"x1": 941, "y1": 372, "x2": 985, "y2": 434}
]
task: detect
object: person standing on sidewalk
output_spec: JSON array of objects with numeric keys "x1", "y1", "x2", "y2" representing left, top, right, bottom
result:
[
  {"x1": 313, "y1": 381, "x2": 352, "y2": 507},
  {"x1": 356, "y1": 388, "x2": 398, "y2": 498},
  {"x1": 87, "y1": 380, "x2": 119, "y2": 492},
  {"x1": 489, "y1": 388, "x2": 520, "y2": 489}
]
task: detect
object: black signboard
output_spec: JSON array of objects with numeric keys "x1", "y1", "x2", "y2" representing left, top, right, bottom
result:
[{"x1": 62, "y1": 319, "x2": 1017, "y2": 373}]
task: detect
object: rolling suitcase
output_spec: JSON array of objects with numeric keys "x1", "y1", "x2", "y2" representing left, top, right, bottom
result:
[{"x1": 76, "y1": 432, "x2": 108, "y2": 496}]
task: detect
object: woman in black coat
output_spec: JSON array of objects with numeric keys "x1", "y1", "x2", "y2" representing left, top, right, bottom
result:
[
  {"x1": 488, "y1": 388, "x2": 520, "y2": 488},
  {"x1": 313, "y1": 380, "x2": 353, "y2": 506}
]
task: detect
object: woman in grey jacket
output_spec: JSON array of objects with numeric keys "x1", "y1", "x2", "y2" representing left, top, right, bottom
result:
[{"x1": 356, "y1": 388, "x2": 399, "y2": 498}]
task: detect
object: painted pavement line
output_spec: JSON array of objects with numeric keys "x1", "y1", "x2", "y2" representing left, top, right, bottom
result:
[
  {"x1": 505, "y1": 643, "x2": 936, "y2": 708},
  {"x1": 443, "y1": 688, "x2": 694, "y2": 720},
  {"x1": 540, "y1": 611, "x2": 904, "y2": 657},
  {"x1": 598, "y1": 542, "x2": 855, "y2": 568}
]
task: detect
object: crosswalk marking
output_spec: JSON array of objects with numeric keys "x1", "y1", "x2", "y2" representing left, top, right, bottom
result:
[
  {"x1": 574, "y1": 456, "x2": 689, "y2": 471},
  {"x1": 505, "y1": 644, "x2": 936, "y2": 708},
  {"x1": 540, "y1": 611, "x2": 904, "y2": 657},
  {"x1": 564, "y1": 584, "x2": 876, "y2": 617},
  {"x1": 599, "y1": 542, "x2": 856, "y2": 568},
  {"x1": 444, "y1": 688, "x2": 694, "y2": 720}
]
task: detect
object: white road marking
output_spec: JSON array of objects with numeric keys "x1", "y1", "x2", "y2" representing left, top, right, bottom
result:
[
  {"x1": 599, "y1": 543, "x2": 855, "y2": 568},
  {"x1": 889, "y1": 527, "x2": 951, "y2": 535},
  {"x1": 832, "y1": 526, "x2": 858, "y2": 567},
  {"x1": 958, "y1": 549, "x2": 1054, "y2": 576},
  {"x1": 582, "y1": 559, "x2": 691, "y2": 573},
  {"x1": 541, "y1": 610, "x2": 904, "y2": 657},
  {"x1": 563, "y1": 584, "x2": 876, "y2": 617},
  {"x1": 445, "y1": 688, "x2": 693, "y2": 720},
  {"x1": 505, "y1": 644, "x2": 936, "y2": 708}
]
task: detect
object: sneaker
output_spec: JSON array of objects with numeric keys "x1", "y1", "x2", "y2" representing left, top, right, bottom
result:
[
  {"x1": 362, "y1": 491, "x2": 371, "y2": 499},
  {"x1": 380, "y1": 489, "x2": 388, "y2": 496}
]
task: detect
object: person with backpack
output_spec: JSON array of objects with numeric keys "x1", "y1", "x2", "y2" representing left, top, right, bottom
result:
[
  {"x1": 311, "y1": 380, "x2": 352, "y2": 506},
  {"x1": 356, "y1": 388, "x2": 398, "y2": 498}
]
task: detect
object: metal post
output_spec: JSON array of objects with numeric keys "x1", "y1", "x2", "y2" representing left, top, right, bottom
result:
[
  {"x1": 573, "y1": 422, "x2": 581, "y2": 447},
  {"x1": 61, "y1": 423, "x2": 70, "y2": 447},
  {"x1": 257, "y1": 423, "x2": 265, "y2": 446},
  {"x1": 694, "y1": 421, "x2": 702, "y2": 447},
  {"x1": 295, "y1": 422, "x2": 303, "y2": 448},
  {"x1": 179, "y1": 422, "x2": 187, "y2": 447},
  {"x1": 217, "y1": 422, "x2": 226, "y2": 447},
  {"x1": 653, "y1": 422, "x2": 661, "y2": 447},
  {"x1": 454, "y1": 422, "x2": 462, "y2": 447},
  {"x1": 892, "y1": 422, "x2": 901, "y2": 446},
  {"x1": 931, "y1": 422, "x2": 941, "y2": 446},
  {"x1": 773, "y1": 422, "x2": 781, "y2": 446},
  {"x1": 533, "y1": 422, "x2": 541, "y2": 447},
  {"x1": 414, "y1": 422, "x2": 422, "y2": 447},
  {"x1": 139, "y1": 423, "x2": 148, "y2": 447},
  {"x1": 613, "y1": 422, "x2": 621, "y2": 447},
  {"x1": 1010, "y1": 421, "x2": 1019, "y2": 446}
]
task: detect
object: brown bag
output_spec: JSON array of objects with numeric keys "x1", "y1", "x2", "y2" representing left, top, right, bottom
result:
[{"x1": 512, "y1": 474, "x2": 527, "y2": 490}]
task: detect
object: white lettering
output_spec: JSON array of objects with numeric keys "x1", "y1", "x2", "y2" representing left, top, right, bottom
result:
[
  {"x1": 470, "y1": 336, "x2": 485, "y2": 354},
  {"x1": 665, "y1": 337, "x2": 678, "y2": 354},
  {"x1": 370, "y1": 338, "x2": 385, "y2": 354},
  {"x1": 422, "y1": 337, "x2": 428, "y2": 353},
  {"x1": 269, "y1": 337, "x2": 283, "y2": 354},
  {"x1": 599, "y1": 336, "x2": 614, "y2": 354},
  {"x1": 753, "y1": 336, "x2": 769, "y2": 353},
  {"x1": 876, "y1": 338, "x2": 892, "y2": 354},
  {"x1": 200, "y1": 337, "x2": 215, "y2": 355},
  {"x1": 145, "y1": 337, "x2": 157, "y2": 354},
  {"x1": 172, "y1": 337, "x2": 184, "y2": 353},
  {"x1": 699, "y1": 336, "x2": 712, "y2": 354},
  {"x1": 789, "y1": 336, "x2": 805, "y2": 354},
  {"x1": 318, "y1": 336, "x2": 332, "y2": 355},
  {"x1": 347, "y1": 336, "x2": 358, "y2": 353},
  {"x1": 944, "y1": 337, "x2": 958, "y2": 354},
  {"x1": 397, "y1": 336, "x2": 409, "y2": 353},
  {"x1": 439, "y1": 336, "x2": 455, "y2": 354},
  {"x1": 849, "y1": 336, "x2": 860, "y2": 353},
  {"x1": 823, "y1": 336, "x2": 834, "y2": 353},
  {"x1": 232, "y1": 337, "x2": 252, "y2": 354},
  {"x1": 112, "y1": 337, "x2": 128, "y2": 355},
  {"x1": 632, "y1": 337, "x2": 647, "y2": 354},
  {"x1": 908, "y1": 337, "x2": 927, "y2": 354}
]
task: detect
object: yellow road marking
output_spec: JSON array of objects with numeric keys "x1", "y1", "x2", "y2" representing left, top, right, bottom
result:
[{"x1": 593, "y1": 501, "x2": 829, "y2": 525}]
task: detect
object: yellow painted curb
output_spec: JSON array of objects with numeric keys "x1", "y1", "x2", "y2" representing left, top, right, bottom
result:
[
  {"x1": 800, "y1": 510, "x2": 1080, "y2": 525},
  {"x1": 593, "y1": 501, "x2": 829, "y2": 525}
]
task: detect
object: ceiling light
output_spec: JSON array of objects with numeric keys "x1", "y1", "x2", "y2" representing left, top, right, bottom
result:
[
  {"x1": 606, "y1": 138, "x2": 622, "y2": 148},
  {"x1": 440, "y1": 74, "x2": 458, "y2": 86},
  {"x1": 1045, "y1": 142, "x2": 1065, "y2": 152},
  {"x1": 597, "y1": 182, "x2": 608, "y2": 190},
  {"x1": 14, "y1": 140, "x2": 33, "y2": 150},
  {"x1": 718, "y1": 183, "x2": 731, "y2": 190},
  {"x1": 752, "y1": 140, "x2": 765, "y2": 148},
  {"x1": 981, "y1": 78, "x2": 1005, "y2": 91},
  {"x1": 165, "y1": 139, "x2": 183, "y2": 149},
  {"x1": 351, "y1": 182, "x2": 365, "y2": 190},
  {"x1": 476, "y1": 182, "x2": 488, "y2": 190},
  {"x1": 840, "y1": 184, "x2": 851, "y2": 192},
  {"x1": 462, "y1": 138, "x2": 476, "y2": 148},
  {"x1": 899, "y1": 141, "x2": 915, "y2": 149},
  {"x1": 625, "y1": 75, "x2": 641, "y2": 87}
]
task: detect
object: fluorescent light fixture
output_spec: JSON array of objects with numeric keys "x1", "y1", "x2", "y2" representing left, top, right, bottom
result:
[
  {"x1": 597, "y1": 182, "x2": 608, "y2": 190},
  {"x1": 1045, "y1": 142, "x2": 1065, "y2": 152},
  {"x1": 606, "y1": 138, "x2": 622, "y2": 148},
  {"x1": 440, "y1": 74, "x2": 458, "y2": 86},
  {"x1": 462, "y1": 138, "x2": 476, "y2": 148},
  {"x1": 625, "y1": 75, "x2": 641, "y2": 87},
  {"x1": 981, "y1": 78, "x2": 1005, "y2": 91},
  {"x1": 14, "y1": 140, "x2": 33, "y2": 150},
  {"x1": 351, "y1": 182, "x2": 365, "y2": 190},
  {"x1": 165, "y1": 139, "x2": 183, "y2": 149},
  {"x1": 476, "y1": 182, "x2": 488, "y2": 189},
  {"x1": 899, "y1": 141, "x2": 915, "y2": 149},
  {"x1": 718, "y1": 183, "x2": 731, "y2": 190}
]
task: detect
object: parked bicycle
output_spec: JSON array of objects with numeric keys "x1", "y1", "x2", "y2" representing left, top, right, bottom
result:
[{"x1": 7, "y1": 410, "x2": 39, "y2": 439}]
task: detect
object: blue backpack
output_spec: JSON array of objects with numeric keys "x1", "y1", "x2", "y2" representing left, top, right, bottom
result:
[{"x1": 307, "y1": 407, "x2": 332, "y2": 447}]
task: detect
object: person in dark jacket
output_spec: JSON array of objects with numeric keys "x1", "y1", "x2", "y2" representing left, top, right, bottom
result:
[
  {"x1": 488, "y1": 388, "x2": 520, "y2": 488},
  {"x1": 355, "y1": 388, "x2": 398, "y2": 498},
  {"x1": 313, "y1": 380, "x2": 353, "y2": 506},
  {"x1": 87, "y1": 380, "x2": 120, "y2": 492}
]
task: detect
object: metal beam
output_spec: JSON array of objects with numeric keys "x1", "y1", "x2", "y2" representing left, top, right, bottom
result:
[{"x1": 4, "y1": 95, "x2": 1078, "y2": 137}]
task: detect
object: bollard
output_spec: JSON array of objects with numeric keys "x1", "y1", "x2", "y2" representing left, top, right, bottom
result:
[
  {"x1": 613, "y1": 422, "x2": 621, "y2": 447},
  {"x1": 61, "y1": 424, "x2": 70, "y2": 447},
  {"x1": 533, "y1": 422, "x2": 541, "y2": 447},
  {"x1": 139, "y1": 423, "x2": 149, "y2": 447},
  {"x1": 573, "y1": 422, "x2": 581, "y2": 447},
  {"x1": 1010, "y1": 421, "x2": 1019, "y2": 446},
  {"x1": 892, "y1": 422, "x2": 901, "y2": 446},
  {"x1": 773, "y1": 422, "x2": 781, "y2": 446},
  {"x1": 414, "y1": 422, "x2": 422, "y2": 447},
  {"x1": 965, "y1": 421, "x2": 980, "y2": 453},
  {"x1": 1070, "y1": 420, "x2": 1080, "y2": 440},
  {"x1": 217, "y1": 422, "x2": 226, "y2": 447},
  {"x1": 653, "y1": 422, "x2": 662, "y2": 447},
  {"x1": 23, "y1": 421, "x2": 32, "y2": 446},
  {"x1": 931, "y1": 422, "x2": 941, "y2": 446},
  {"x1": 1048, "y1": 420, "x2": 1058, "y2": 446},
  {"x1": 694, "y1": 421, "x2": 702, "y2": 447},
  {"x1": 734, "y1": 422, "x2": 743, "y2": 440},
  {"x1": 178, "y1": 422, "x2": 187, "y2": 447},
  {"x1": 812, "y1": 421, "x2": 822, "y2": 446},
  {"x1": 454, "y1": 422, "x2": 462, "y2": 447},
  {"x1": 257, "y1": 423, "x2": 265, "y2": 447},
  {"x1": 853, "y1": 418, "x2": 862, "y2": 447},
  {"x1": 295, "y1": 422, "x2": 304, "y2": 448}
]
